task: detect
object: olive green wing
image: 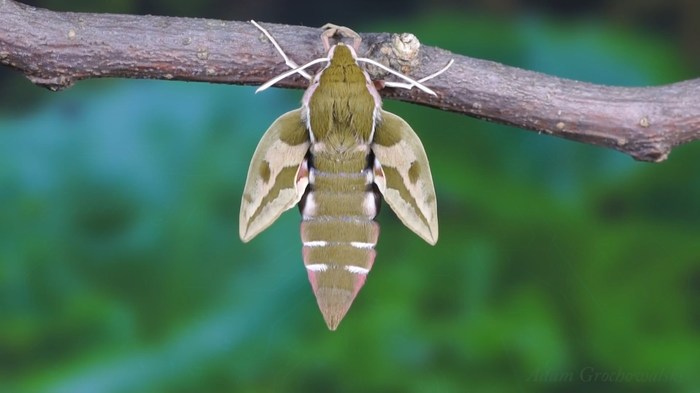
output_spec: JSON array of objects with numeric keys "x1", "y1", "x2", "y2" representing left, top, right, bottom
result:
[
  {"x1": 372, "y1": 110, "x2": 438, "y2": 245},
  {"x1": 240, "y1": 109, "x2": 310, "y2": 242}
]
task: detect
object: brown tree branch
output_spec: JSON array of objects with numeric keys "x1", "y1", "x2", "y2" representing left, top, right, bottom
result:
[{"x1": 1, "y1": 0, "x2": 698, "y2": 162}]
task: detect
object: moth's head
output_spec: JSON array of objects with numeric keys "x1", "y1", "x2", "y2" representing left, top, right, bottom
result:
[{"x1": 328, "y1": 43, "x2": 358, "y2": 67}]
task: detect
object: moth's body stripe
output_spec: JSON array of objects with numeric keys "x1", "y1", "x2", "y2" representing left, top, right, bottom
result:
[
  {"x1": 311, "y1": 169, "x2": 367, "y2": 179},
  {"x1": 305, "y1": 264, "x2": 371, "y2": 275},
  {"x1": 345, "y1": 265, "x2": 370, "y2": 275},
  {"x1": 302, "y1": 215, "x2": 372, "y2": 223},
  {"x1": 349, "y1": 241, "x2": 375, "y2": 249},
  {"x1": 303, "y1": 240, "x2": 329, "y2": 247},
  {"x1": 301, "y1": 240, "x2": 376, "y2": 249},
  {"x1": 306, "y1": 263, "x2": 329, "y2": 272}
]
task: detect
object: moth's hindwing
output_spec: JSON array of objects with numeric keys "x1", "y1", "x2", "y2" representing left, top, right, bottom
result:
[
  {"x1": 240, "y1": 109, "x2": 310, "y2": 242},
  {"x1": 372, "y1": 110, "x2": 438, "y2": 245}
]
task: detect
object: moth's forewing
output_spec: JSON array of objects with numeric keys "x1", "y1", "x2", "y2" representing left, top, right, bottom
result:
[
  {"x1": 372, "y1": 110, "x2": 438, "y2": 245},
  {"x1": 239, "y1": 109, "x2": 311, "y2": 242}
]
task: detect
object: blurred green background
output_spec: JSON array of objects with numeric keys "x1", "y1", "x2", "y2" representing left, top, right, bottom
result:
[{"x1": 1, "y1": 0, "x2": 699, "y2": 392}]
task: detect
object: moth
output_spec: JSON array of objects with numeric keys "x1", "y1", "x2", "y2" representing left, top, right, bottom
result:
[{"x1": 241, "y1": 21, "x2": 452, "y2": 330}]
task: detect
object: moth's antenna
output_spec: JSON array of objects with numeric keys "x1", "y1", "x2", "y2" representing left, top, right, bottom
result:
[
  {"x1": 250, "y1": 20, "x2": 313, "y2": 81},
  {"x1": 418, "y1": 59, "x2": 454, "y2": 83},
  {"x1": 256, "y1": 57, "x2": 330, "y2": 93},
  {"x1": 381, "y1": 59, "x2": 453, "y2": 92},
  {"x1": 357, "y1": 57, "x2": 438, "y2": 96}
]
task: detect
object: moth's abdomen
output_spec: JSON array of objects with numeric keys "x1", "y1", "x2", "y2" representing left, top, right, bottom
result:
[{"x1": 299, "y1": 160, "x2": 380, "y2": 330}]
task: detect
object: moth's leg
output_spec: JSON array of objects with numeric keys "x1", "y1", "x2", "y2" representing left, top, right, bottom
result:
[
  {"x1": 251, "y1": 20, "x2": 312, "y2": 80},
  {"x1": 321, "y1": 23, "x2": 362, "y2": 51},
  {"x1": 382, "y1": 59, "x2": 454, "y2": 91}
]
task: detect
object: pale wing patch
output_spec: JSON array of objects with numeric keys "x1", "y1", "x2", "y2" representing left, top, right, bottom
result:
[
  {"x1": 372, "y1": 110, "x2": 438, "y2": 245},
  {"x1": 240, "y1": 109, "x2": 310, "y2": 242}
]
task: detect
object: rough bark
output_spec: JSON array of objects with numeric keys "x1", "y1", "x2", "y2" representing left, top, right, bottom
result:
[{"x1": 1, "y1": 0, "x2": 698, "y2": 162}]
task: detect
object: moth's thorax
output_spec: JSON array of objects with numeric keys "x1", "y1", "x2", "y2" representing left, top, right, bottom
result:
[{"x1": 307, "y1": 44, "x2": 378, "y2": 150}]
